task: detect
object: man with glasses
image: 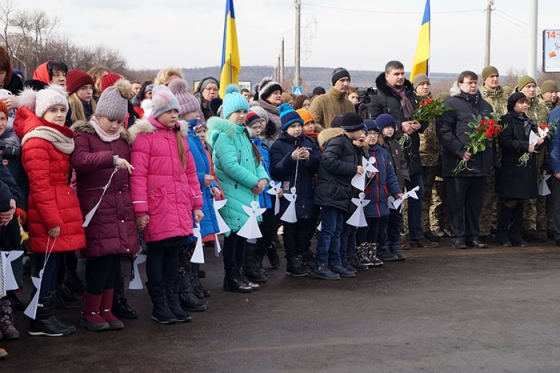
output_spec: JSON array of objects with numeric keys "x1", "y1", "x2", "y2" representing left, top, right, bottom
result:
[{"x1": 436, "y1": 71, "x2": 494, "y2": 249}]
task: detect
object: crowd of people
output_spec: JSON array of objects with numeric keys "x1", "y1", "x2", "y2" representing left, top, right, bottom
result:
[{"x1": 0, "y1": 44, "x2": 560, "y2": 358}]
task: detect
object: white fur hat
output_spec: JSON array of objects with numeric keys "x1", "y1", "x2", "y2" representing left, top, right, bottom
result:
[{"x1": 19, "y1": 84, "x2": 69, "y2": 118}]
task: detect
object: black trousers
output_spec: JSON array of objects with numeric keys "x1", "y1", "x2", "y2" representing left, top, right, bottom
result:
[
  {"x1": 85, "y1": 255, "x2": 120, "y2": 295},
  {"x1": 446, "y1": 176, "x2": 487, "y2": 240}
]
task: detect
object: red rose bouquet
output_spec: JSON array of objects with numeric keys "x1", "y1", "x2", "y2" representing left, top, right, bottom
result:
[
  {"x1": 399, "y1": 97, "x2": 452, "y2": 147},
  {"x1": 453, "y1": 113, "x2": 504, "y2": 174}
]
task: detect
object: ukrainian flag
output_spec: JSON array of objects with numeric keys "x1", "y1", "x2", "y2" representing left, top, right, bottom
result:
[
  {"x1": 410, "y1": 0, "x2": 430, "y2": 83},
  {"x1": 219, "y1": 0, "x2": 241, "y2": 98}
]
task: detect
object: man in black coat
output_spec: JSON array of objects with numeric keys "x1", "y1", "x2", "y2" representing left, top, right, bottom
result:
[
  {"x1": 436, "y1": 70, "x2": 494, "y2": 249},
  {"x1": 370, "y1": 60, "x2": 437, "y2": 249}
]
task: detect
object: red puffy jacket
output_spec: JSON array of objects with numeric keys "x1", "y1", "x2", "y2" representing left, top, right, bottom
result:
[{"x1": 14, "y1": 106, "x2": 85, "y2": 253}]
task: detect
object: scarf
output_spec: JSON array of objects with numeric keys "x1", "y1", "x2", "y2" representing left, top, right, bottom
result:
[
  {"x1": 511, "y1": 112, "x2": 535, "y2": 138},
  {"x1": 21, "y1": 126, "x2": 75, "y2": 154},
  {"x1": 387, "y1": 82, "x2": 414, "y2": 119},
  {"x1": 90, "y1": 116, "x2": 121, "y2": 142}
]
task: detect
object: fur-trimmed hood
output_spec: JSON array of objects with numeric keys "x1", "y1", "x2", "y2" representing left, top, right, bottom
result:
[
  {"x1": 127, "y1": 117, "x2": 188, "y2": 143},
  {"x1": 207, "y1": 116, "x2": 247, "y2": 147},
  {"x1": 449, "y1": 83, "x2": 484, "y2": 101},
  {"x1": 375, "y1": 73, "x2": 414, "y2": 97},
  {"x1": 70, "y1": 120, "x2": 131, "y2": 144},
  {"x1": 317, "y1": 127, "x2": 346, "y2": 149}
]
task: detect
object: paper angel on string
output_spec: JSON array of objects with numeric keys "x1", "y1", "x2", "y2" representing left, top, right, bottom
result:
[
  {"x1": 1, "y1": 251, "x2": 23, "y2": 291},
  {"x1": 389, "y1": 186, "x2": 420, "y2": 210},
  {"x1": 213, "y1": 198, "x2": 231, "y2": 234},
  {"x1": 346, "y1": 192, "x2": 370, "y2": 227},
  {"x1": 128, "y1": 253, "x2": 147, "y2": 290},
  {"x1": 351, "y1": 156, "x2": 379, "y2": 191},
  {"x1": 24, "y1": 268, "x2": 44, "y2": 319},
  {"x1": 539, "y1": 171, "x2": 552, "y2": 196},
  {"x1": 191, "y1": 225, "x2": 205, "y2": 264},
  {"x1": 267, "y1": 181, "x2": 283, "y2": 216},
  {"x1": 280, "y1": 187, "x2": 298, "y2": 223},
  {"x1": 237, "y1": 200, "x2": 267, "y2": 239}
]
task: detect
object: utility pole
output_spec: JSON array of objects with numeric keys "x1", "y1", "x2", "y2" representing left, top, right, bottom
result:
[
  {"x1": 528, "y1": 0, "x2": 538, "y2": 79},
  {"x1": 280, "y1": 38, "x2": 285, "y2": 84},
  {"x1": 294, "y1": 0, "x2": 301, "y2": 87},
  {"x1": 484, "y1": 0, "x2": 494, "y2": 66}
]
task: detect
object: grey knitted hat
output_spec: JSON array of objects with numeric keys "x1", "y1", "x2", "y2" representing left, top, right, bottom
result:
[
  {"x1": 168, "y1": 78, "x2": 200, "y2": 116},
  {"x1": 95, "y1": 79, "x2": 134, "y2": 121},
  {"x1": 151, "y1": 85, "x2": 180, "y2": 119}
]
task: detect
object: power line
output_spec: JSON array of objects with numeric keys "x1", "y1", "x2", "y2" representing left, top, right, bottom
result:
[
  {"x1": 302, "y1": 2, "x2": 481, "y2": 15},
  {"x1": 493, "y1": 10, "x2": 527, "y2": 30}
]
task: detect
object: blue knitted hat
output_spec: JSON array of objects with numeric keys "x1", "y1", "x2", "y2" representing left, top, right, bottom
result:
[
  {"x1": 279, "y1": 103, "x2": 304, "y2": 131},
  {"x1": 364, "y1": 119, "x2": 379, "y2": 132},
  {"x1": 222, "y1": 84, "x2": 249, "y2": 119},
  {"x1": 375, "y1": 114, "x2": 396, "y2": 132}
]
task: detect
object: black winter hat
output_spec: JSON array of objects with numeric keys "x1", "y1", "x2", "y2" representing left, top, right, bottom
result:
[
  {"x1": 375, "y1": 114, "x2": 396, "y2": 132},
  {"x1": 507, "y1": 92, "x2": 526, "y2": 112},
  {"x1": 331, "y1": 68, "x2": 350, "y2": 86},
  {"x1": 340, "y1": 112, "x2": 366, "y2": 132}
]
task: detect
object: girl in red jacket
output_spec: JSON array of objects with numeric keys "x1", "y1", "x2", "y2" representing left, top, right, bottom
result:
[
  {"x1": 14, "y1": 85, "x2": 85, "y2": 337},
  {"x1": 129, "y1": 86, "x2": 203, "y2": 325},
  {"x1": 71, "y1": 79, "x2": 139, "y2": 331}
]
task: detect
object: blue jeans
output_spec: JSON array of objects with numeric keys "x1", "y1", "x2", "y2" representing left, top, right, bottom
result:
[
  {"x1": 407, "y1": 173, "x2": 425, "y2": 240},
  {"x1": 36, "y1": 252, "x2": 61, "y2": 297},
  {"x1": 315, "y1": 206, "x2": 344, "y2": 266}
]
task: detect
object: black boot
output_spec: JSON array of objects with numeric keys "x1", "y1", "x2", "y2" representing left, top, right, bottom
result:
[
  {"x1": 49, "y1": 292, "x2": 77, "y2": 333},
  {"x1": 179, "y1": 265, "x2": 208, "y2": 312},
  {"x1": 238, "y1": 266, "x2": 260, "y2": 290},
  {"x1": 348, "y1": 256, "x2": 369, "y2": 271},
  {"x1": 146, "y1": 281, "x2": 177, "y2": 324},
  {"x1": 367, "y1": 243, "x2": 384, "y2": 267},
  {"x1": 112, "y1": 278, "x2": 138, "y2": 319},
  {"x1": 223, "y1": 268, "x2": 253, "y2": 293},
  {"x1": 509, "y1": 203, "x2": 528, "y2": 247},
  {"x1": 285, "y1": 256, "x2": 309, "y2": 277},
  {"x1": 28, "y1": 294, "x2": 73, "y2": 337},
  {"x1": 191, "y1": 263, "x2": 211, "y2": 298},
  {"x1": 266, "y1": 243, "x2": 281, "y2": 269},
  {"x1": 496, "y1": 204, "x2": 514, "y2": 247},
  {"x1": 165, "y1": 280, "x2": 191, "y2": 323},
  {"x1": 244, "y1": 244, "x2": 267, "y2": 283}
]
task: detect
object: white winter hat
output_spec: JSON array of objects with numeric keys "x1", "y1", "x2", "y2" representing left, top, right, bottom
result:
[{"x1": 19, "y1": 84, "x2": 69, "y2": 119}]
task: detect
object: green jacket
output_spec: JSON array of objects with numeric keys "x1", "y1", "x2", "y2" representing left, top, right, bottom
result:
[
  {"x1": 207, "y1": 117, "x2": 269, "y2": 233},
  {"x1": 526, "y1": 97, "x2": 549, "y2": 127},
  {"x1": 539, "y1": 95, "x2": 560, "y2": 114},
  {"x1": 310, "y1": 86, "x2": 355, "y2": 128}
]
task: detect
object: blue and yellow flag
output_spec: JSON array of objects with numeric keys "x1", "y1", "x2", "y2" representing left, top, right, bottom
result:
[
  {"x1": 219, "y1": 0, "x2": 241, "y2": 98},
  {"x1": 410, "y1": 0, "x2": 430, "y2": 83}
]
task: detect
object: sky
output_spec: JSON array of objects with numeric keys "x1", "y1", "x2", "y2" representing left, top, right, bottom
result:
[{"x1": 13, "y1": 0, "x2": 560, "y2": 75}]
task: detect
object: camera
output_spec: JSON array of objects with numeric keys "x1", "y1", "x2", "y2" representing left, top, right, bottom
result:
[
  {"x1": 0, "y1": 139, "x2": 21, "y2": 161},
  {"x1": 356, "y1": 87, "x2": 377, "y2": 119}
]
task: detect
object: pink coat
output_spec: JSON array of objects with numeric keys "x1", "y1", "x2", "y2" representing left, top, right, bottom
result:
[{"x1": 128, "y1": 117, "x2": 203, "y2": 243}]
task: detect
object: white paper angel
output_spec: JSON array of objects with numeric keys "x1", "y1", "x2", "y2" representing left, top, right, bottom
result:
[
  {"x1": 237, "y1": 200, "x2": 266, "y2": 239},
  {"x1": 24, "y1": 269, "x2": 44, "y2": 319},
  {"x1": 539, "y1": 171, "x2": 552, "y2": 196},
  {"x1": 266, "y1": 181, "x2": 283, "y2": 216},
  {"x1": 1, "y1": 251, "x2": 23, "y2": 291},
  {"x1": 346, "y1": 192, "x2": 370, "y2": 227},
  {"x1": 280, "y1": 187, "x2": 298, "y2": 223},
  {"x1": 191, "y1": 225, "x2": 205, "y2": 264},
  {"x1": 351, "y1": 156, "x2": 379, "y2": 191},
  {"x1": 389, "y1": 186, "x2": 420, "y2": 210},
  {"x1": 128, "y1": 253, "x2": 147, "y2": 290},
  {"x1": 213, "y1": 198, "x2": 230, "y2": 234}
]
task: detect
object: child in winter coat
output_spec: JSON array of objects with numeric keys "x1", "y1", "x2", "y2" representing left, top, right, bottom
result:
[
  {"x1": 376, "y1": 114, "x2": 409, "y2": 262},
  {"x1": 14, "y1": 84, "x2": 85, "y2": 337},
  {"x1": 297, "y1": 108, "x2": 321, "y2": 144},
  {"x1": 312, "y1": 112, "x2": 366, "y2": 280},
  {"x1": 65, "y1": 69, "x2": 96, "y2": 126},
  {"x1": 168, "y1": 78, "x2": 218, "y2": 313},
  {"x1": 70, "y1": 79, "x2": 139, "y2": 331},
  {"x1": 356, "y1": 120, "x2": 403, "y2": 267},
  {"x1": 207, "y1": 86, "x2": 269, "y2": 293},
  {"x1": 270, "y1": 104, "x2": 321, "y2": 276},
  {"x1": 129, "y1": 86, "x2": 203, "y2": 324}
]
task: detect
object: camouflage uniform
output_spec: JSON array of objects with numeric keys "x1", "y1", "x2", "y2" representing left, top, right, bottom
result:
[
  {"x1": 480, "y1": 86, "x2": 508, "y2": 237},
  {"x1": 539, "y1": 96, "x2": 560, "y2": 114},
  {"x1": 521, "y1": 97, "x2": 550, "y2": 234},
  {"x1": 417, "y1": 94, "x2": 445, "y2": 234}
]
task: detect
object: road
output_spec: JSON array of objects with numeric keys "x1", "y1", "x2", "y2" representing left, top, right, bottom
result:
[{"x1": 2, "y1": 240, "x2": 560, "y2": 373}]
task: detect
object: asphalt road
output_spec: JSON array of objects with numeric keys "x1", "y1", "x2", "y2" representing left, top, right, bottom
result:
[{"x1": 2, "y1": 239, "x2": 560, "y2": 373}]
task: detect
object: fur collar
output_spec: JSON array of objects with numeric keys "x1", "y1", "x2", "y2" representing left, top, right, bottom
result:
[
  {"x1": 71, "y1": 120, "x2": 131, "y2": 144},
  {"x1": 318, "y1": 127, "x2": 346, "y2": 148},
  {"x1": 375, "y1": 73, "x2": 414, "y2": 97},
  {"x1": 207, "y1": 116, "x2": 243, "y2": 142},
  {"x1": 128, "y1": 117, "x2": 188, "y2": 143}
]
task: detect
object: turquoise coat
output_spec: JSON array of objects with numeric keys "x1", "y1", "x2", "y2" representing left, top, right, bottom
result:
[{"x1": 207, "y1": 117, "x2": 269, "y2": 233}]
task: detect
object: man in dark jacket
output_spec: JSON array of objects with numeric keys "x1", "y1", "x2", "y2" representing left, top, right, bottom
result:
[
  {"x1": 370, "y1": 60, "x2": 437, "y2": 249},
  {"x1": 436, "y1": 70, "x2": 494, "y2": 249}
]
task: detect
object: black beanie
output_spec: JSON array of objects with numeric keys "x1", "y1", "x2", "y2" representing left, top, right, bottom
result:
[
  {"x1": 331, "y1": 67, "x2": 350, "y2": 86},
  {"x1": 340, "y1": 112, "x2": 365, "y2": 132},
  {"x1": 507, "y1": 92, "x2": 526, "y2": 112}
]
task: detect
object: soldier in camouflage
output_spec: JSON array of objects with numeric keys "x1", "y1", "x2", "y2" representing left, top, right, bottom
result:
[
  {"x1": 479, "y1": 66, "x2": 508, "y2": 242},
  {"x1": 515, "y1": 76, "x2": 550, "y2": 242},
  {"x1": 413, "y1": 74, "x2": 444, "y2": 241},
  {"x1": 539, "y1": 80, "x2": 559, "y2": 113}
]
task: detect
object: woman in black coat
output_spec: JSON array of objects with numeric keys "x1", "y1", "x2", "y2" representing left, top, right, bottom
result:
[{"x1": 496, "y1": 92, "x2": 544, "y2": 247}]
